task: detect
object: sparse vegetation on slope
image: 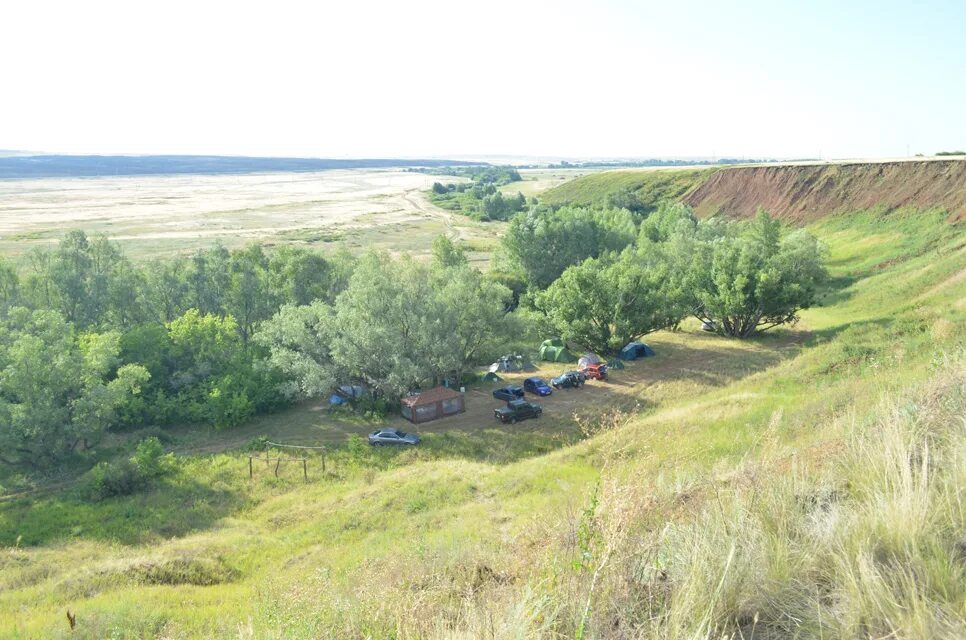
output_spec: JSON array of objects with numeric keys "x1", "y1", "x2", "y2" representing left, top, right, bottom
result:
[{"x1": 683, "y1": 159, "x2": 966, "y2": 222}]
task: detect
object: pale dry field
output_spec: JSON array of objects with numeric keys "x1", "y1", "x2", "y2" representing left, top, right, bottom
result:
[{"x1": 0, "y1": 169, "x2": 499, "y2": 260}]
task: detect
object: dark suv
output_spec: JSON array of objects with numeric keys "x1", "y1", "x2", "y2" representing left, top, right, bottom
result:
[{"x1": 494, "y1": 399, "x2": 542, "y2": 423}]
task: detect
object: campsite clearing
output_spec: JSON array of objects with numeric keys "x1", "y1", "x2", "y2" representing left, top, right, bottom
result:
[{"x1": 150, "y1": 324, "x2": 804, "y2": 462}]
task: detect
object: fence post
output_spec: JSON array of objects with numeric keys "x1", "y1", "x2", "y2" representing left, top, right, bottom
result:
[
  {"x1": 274, "y1": 458, "x2": 281, "y2": 478},
  {"x1": 303, "y1": 458, "x2": 308, "y2": 481},
  {"x1": 249, "y1": 456, "x2": 253, "y2": 479}
]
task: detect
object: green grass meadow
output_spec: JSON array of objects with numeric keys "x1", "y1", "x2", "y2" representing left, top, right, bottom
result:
[{"x1": 0, "y1": 205, "x2": 964, "y2": 637}]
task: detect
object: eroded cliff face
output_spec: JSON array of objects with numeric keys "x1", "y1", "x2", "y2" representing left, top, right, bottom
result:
[{"x1": 682, "y1": 160, "x2": 966, "y2": 222}]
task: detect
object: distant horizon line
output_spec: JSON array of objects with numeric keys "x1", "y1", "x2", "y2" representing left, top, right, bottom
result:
[{"x1": 0, "y1": 150, "x2": 812, "y2": 163}]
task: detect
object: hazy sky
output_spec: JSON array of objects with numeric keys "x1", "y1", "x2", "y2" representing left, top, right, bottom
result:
[{"x1": 2, "y1": 0, "x2": 964, "y2": 160}]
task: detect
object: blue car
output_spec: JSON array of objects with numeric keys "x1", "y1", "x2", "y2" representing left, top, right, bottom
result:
[{"x1": 523, "y1": 377, "x2": 553, "y2": 396}]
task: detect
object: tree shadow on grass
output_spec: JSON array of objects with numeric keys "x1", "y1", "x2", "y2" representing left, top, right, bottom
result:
[
  {"x1": 809, "y1": 317, "x2": 893, "y2": 343},
  {"x1": 607, "y1": 334, "x2": 803, "y2": 392},
  {"x1": 0, "y1": 473, "x2": 249, "y2": 547},
  {"x1": 818, "y1": 274, "x2": 859, "y2": 306}
]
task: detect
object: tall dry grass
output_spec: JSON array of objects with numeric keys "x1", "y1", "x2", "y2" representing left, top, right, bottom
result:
[{"x1": 361, "y1": 353, "x2": 965, "y2": 640}]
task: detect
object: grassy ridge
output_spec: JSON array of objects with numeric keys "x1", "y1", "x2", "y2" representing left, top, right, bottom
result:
[
  {"x1": 539, "y1": 168, "x2": 711, "y2": 210},
  {"x1": 0, "y1": 209, "x2": 964, "y2": 637}
]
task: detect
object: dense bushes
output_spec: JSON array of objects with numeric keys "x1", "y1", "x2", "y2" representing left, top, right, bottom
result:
[
  {"x1": 427, "y1": 167, "x2": 527, "y2": 221},
  {"x1": 0, "y1": 235, "x2": 354, "y2": 466},
  {"x1": 85, "y1": 437, "x2": 174, "y2": 501},
  {"x1": 430, "y1": 183, "x2": 528, "y2": 221},
  {"x1": 117, "y1": 311, "x2": 282, "y2": 430}
]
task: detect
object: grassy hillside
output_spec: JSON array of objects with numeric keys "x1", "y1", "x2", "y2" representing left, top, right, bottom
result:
[
  {"x1": 539, "y1": 168, "x2": 711, "y2": 210},
  {"x1": 1, "y1": 202, "x2": 963, "y2": 637}
]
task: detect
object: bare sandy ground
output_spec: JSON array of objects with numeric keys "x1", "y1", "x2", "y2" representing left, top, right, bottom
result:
[{"x1": 0, "y1": 169, "x2": 476, "y2": 255}]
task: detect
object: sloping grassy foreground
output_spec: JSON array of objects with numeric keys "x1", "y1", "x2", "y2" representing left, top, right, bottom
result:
[{"x1": 0, "y1": 209, "x2": 964, "y2": 638}]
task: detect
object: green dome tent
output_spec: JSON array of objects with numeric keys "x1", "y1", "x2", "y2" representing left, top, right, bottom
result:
[{"x1": 539, "y1": 338, "x2": 576, "y2": 363}]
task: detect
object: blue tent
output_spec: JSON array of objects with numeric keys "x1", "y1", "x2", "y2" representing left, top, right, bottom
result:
[{"x1": 620, "y1": 341, "x2": 655, "y2": 360}]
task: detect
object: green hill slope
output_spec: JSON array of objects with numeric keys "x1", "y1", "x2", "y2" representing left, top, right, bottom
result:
[
  {"x1": 1, "y1": 205, "x2": 964, "y2": 636},
  {"x1": 539, "y1": 168, "x2": 711, "y2": 211}
]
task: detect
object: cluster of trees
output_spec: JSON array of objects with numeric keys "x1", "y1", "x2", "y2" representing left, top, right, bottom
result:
[
  {"x1": 0, "y1": 233, "x2": 516, "y2": 470},
  {"x1": 429, "y1": 170, "x2": 528, "y2": 222},
  {"x1": 500, "y1": 203, "x2": 826, "y2": 353},
  {"x1": 0, "y1": 234, "x2": 354, "y2": 469},
  {"x1": 414, "y1": 165, "x2": 521, "y2": 185}
]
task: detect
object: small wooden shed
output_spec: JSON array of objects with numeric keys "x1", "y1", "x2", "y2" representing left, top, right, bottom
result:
[{"x1": 400, "y1": 386, "x2": 465, "y2": 424}]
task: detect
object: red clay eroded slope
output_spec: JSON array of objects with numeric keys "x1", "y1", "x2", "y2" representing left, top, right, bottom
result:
[{"x1": 682, "y1": 160, "x2": 966, "y2": 223}]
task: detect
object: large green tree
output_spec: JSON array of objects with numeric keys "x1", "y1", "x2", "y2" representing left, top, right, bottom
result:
[
  {"x1": 500, "y1": 205, "x2": 637, "y2": 289},
  {"x1": 21, "y1": 231, "x2": 143, "y2": 329},
  {"x1": 689, "y1": 210, "x2": 827, "y2": 337},
  {"x1": 0, "y1": 258, "x2": 18, "y2": 311},
  {"x1": 255, "y1": 301, "x2": 335, "y2": 399},
  {"x1": 0, "y1": 309, "x2": 149, "y2": 468},
  {"x1": 259, "y1": 250, "x2": 511, "y2": 400},
  {"x1": 329, "y1": 253, "x2": 451, "y2": 397},
  {"x1": 434, "y1": 264, "x2": 512, "y2": 382},
  {"x1": 537, "y1": 250, "x2": 682, "y2": 355}
]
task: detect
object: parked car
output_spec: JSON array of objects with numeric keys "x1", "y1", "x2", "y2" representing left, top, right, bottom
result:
[
  {"x1": 494, "y1": 399, "x2": 542, "y2": 423},
  {"x1": 368, "y1": 428, "x2": 420, "y2": 446},
  {"x1": 579, "y1": 362, "x2": 608, "y2": 380},
  {"x1": 565, "y1": 370, "x2": 587, "y2": 383},
  {"x1": 551, "y1": 371, "x2": 583, "y2": 389},
  {"x1": 523, "y1": 377, "x2": 553, "y2": 396},
  {"x1": 492, "y1": 384, "x2": 525, "y2": 402}
]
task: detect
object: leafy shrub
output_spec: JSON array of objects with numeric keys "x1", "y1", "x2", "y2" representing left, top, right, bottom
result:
[
  {"x1": 131, "y1": 436, "x2": 174, "y2": 478},
  {"x1": 245, "y1": 435, "x2": 270, "y2": 452},
  {"x1": 85, "y1": 459, "x2": 145, "y2": 501},
  {"x1": 85, "y1": 437, "x2": 175, "y2": 500}
]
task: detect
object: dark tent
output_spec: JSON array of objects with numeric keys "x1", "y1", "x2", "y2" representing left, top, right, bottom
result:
[
  {"x1": 620, "y1": 341, "x2": 655, "y2": 360},
  {"x1": 482, "y1": 372, "x2": 502, "y2": 382}
]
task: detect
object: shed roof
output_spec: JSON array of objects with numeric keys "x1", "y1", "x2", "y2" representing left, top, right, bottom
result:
[{"x1": 400, "y1": 385, "x2": 462, "y2": 407}]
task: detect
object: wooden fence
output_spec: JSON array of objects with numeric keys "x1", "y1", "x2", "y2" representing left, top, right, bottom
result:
[{"x1": 248, "y1": 441, "x2": 327, "y2": 481}]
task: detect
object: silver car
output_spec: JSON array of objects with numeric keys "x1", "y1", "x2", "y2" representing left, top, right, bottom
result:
[{"x1": 368, "y1": 428, "x2": 420, "y2": 446}]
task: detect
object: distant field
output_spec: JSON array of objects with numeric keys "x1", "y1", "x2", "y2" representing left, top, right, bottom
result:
[{"x1": 0, "y1": 169, "x2": 501, "y2": 263}]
